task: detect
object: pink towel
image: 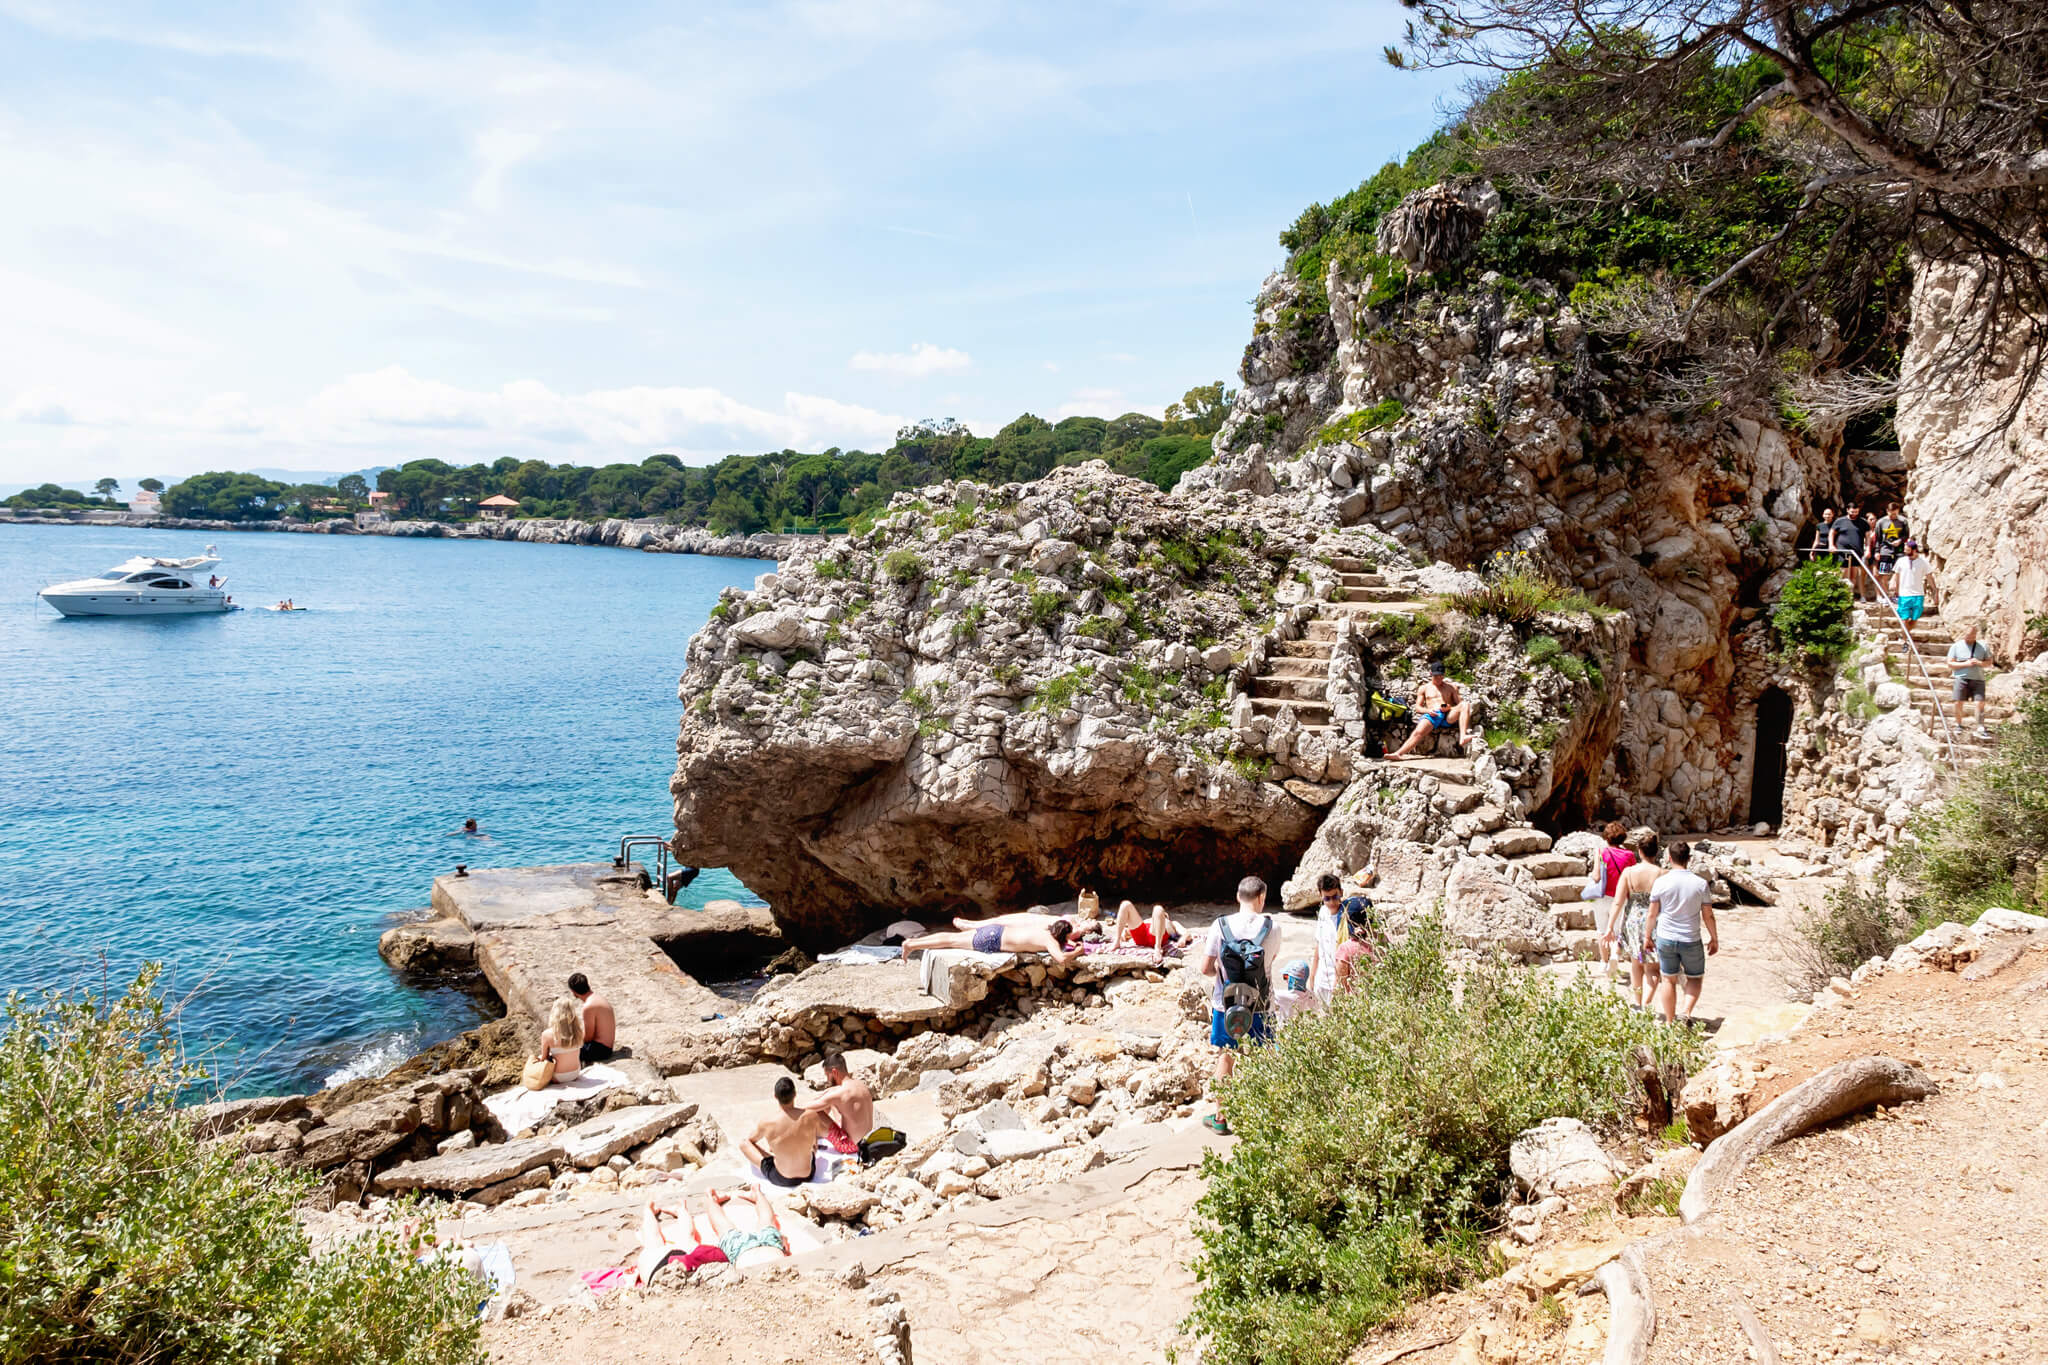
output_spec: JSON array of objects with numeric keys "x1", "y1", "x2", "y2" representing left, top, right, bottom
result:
[{"x1": 581, "y1": 1265, "x2": 635, "y2": 1296}]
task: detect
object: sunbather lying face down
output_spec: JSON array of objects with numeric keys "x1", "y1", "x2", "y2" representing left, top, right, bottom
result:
[{"x1": 899, "y1": 918, "x2": 1079, "y2": 965}]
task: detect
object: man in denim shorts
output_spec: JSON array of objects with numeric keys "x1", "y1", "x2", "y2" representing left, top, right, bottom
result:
[{"x1": 1645, "y1": 841, "x2": 1718, "y2": 1023}]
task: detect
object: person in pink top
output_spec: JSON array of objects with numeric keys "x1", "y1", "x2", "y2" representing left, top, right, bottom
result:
[{"x1": 1582, "y1": 821, "x2": 1638, "y2": 982}]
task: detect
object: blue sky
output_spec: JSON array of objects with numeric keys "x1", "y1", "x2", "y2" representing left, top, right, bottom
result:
[{"x1": 0, "y1": 1, "x2": 1462, "y2": 485}]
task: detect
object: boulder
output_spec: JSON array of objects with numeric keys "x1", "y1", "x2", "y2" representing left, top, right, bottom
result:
[
  {"x1": 471, "y1": 1166, "x2": 554, "y2": 1207},
  {"x1": 1681, "y1": 1058, "x2": 1763, "y2": 1145},
  {"x1": 188, "y1": 1094, "x2": 311, "y2": 1140},
  {"x1": 804, "y1": 1182, "x2": 880, "y2": 1221},
  {"x1": 978, "y1": 1129, "x2": 1065, "y2": 1165},
  {"x1": 371, "y1": 1135, "x2": 565, "y2": 1195},
  {"x1": 939, "y1": 1038, "x2": 1058, "y2": 1111},
  {"x1": 560, "y1": 1103, "x2": 697, "y2": 1169},
  {"x1": 1508, "y1": 1117, "x2": 1618, "y2": 1197},
  {"x1": 1442, "y1": 857, "x2": 1563, "y2": 957},
  {"x1": 1975, "y1": 907, "x2": 2048, "y2": 936},
  {"x1": 292, "y1": 1094, "x2": 422, "y2": 1169}
]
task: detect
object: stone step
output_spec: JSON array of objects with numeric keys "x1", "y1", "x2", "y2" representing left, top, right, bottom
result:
[
  {"x1": 1263, "y1": 656, "x2": 1327, "y2": 679},
  {"x1": 1329, "y1": 599, "x2": 1434, "y2": 617},
  {"x1": 1318, "y1": 589, "x2": 1433, "y2": 609},
  {"x1": 1336, "y1": 571, "x2": 1387, "y2": 589},
  {"x1": 1249, "y1": 696, "x2": 1333, "y2": 722},
  {"x1": 1327, "y1": 556, "x2": 1379, "y2": 574},
  {"x1": 1252, "y1": 674, "x2": 1329, "y2": 703},
  {"x1": 1552, "y1": 903, "x2": 1597, "y2": 932},
  {"x1": 1511, "y1": 852, "x2": 1588, "y2": 881},
  {"x1": 1273, "y1": 639, "x2": 1336, "y2": 659},
  {"x1": 1553, "y1": 928, "x2": 1602, "y2": 961},
  {"x1": 1537, "y1": 876, "x2": 1590, "y2": 905}
]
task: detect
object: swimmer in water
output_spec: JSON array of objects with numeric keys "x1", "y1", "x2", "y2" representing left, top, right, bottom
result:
[{"x1": 456, "y1": 818, "x2": 491, "y2": 840}]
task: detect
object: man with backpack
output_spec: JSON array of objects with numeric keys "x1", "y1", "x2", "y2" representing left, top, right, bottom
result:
[{"x1": 1199, "y1": 875, "x2": 1277, "y2": 1136}]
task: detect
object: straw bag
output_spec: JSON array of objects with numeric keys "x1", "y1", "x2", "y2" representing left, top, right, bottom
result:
[{"x1": 521, "y1": 1055, "x2": 556, "y2": 1091}]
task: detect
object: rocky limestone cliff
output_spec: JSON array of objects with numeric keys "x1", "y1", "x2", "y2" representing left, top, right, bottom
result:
[
  {"x1": 1185, "y1": 222, "x2": 1844, "y2": 831},
  {"x1": 1896, "y1": 258, "x2": 2048, "y2": 660},
  {"x1": 669, "y1": 463, "x2": 1620, "y2": 943}
]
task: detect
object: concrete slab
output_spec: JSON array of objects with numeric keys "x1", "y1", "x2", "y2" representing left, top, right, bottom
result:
[{"x1": 434, "y1": 863, "x2": 649, "y2": 928}]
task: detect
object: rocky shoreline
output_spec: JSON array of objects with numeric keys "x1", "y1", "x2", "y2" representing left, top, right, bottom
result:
[{"x1": 0, "y1": 509, "x2": 802, "y2": 561}]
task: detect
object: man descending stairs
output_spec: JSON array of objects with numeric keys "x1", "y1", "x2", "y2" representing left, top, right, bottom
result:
[{"x1": 1851, "y1": 604, "x2": 2016, "y2": 764}]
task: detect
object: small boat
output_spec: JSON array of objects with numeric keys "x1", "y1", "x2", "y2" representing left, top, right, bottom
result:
[{"x1": 38, "y1": 546, "x2": 237, "y2": 617}]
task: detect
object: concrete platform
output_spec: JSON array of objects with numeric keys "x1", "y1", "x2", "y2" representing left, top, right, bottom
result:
[{"x1": 427, "y1": 862, "x2": 766, "y2": 1074}]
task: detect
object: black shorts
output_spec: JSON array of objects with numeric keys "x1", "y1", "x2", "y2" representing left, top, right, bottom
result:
[
  {"x1": 758, "y1": 1154, "x2": 814, "y2": 1187},
  {"x1": 579, "y1": 1039, "x2": 615, "y2": 1065}
]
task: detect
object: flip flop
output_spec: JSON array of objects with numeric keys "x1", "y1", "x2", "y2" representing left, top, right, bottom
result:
[{"x1": 1202, "y1": 1114, "x2": 1232, "y2": 1135}]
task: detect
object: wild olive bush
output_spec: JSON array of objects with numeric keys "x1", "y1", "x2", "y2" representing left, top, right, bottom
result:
[
  {"x1": 1771, "y1": 560, "x2": 1854, "y2": 666},
  {"x1": 0, "y1": 966, "x2": 484, "y2": 1365},
  {"x1": 1186, "y1": 921, "x2": 1705, "y2": 1365}
]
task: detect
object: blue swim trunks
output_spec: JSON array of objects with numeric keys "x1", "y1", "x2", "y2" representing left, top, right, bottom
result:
[
  {"x1": 1896, "y1": 596, "x2": 1924, "y2": 621},
  {"x1": 1426, "y1": 709, "x2": 1452, "y2": 731}
]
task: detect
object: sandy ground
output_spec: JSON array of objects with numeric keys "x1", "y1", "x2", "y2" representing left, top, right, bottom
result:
[{"x1": 1638, "y1": 941, "x2": 2048, "y2": 1365}]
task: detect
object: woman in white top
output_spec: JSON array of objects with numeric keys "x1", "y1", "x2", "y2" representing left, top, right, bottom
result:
[{"x1": 535, "y1": 996, "x2": 584, "y2": 1084}]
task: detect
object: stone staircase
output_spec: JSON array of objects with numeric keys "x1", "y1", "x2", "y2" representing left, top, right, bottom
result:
[
  {"x1": 1247, "y1": 557, "x2": 1438, "y2": 735},
  {"x1": 1852, "y1": 605, "x2": 2015, "y2": 764}
]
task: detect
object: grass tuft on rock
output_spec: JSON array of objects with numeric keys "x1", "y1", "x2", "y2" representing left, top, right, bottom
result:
[
  {"x1": 1439, "y1": 549, "x2": 1607, "y2": 626},
  {"x1": 0, "y1": 965, "x2": 485, "y2": 1365},
  {"x1": 1186, "y1": 920, "x2": 1704, "y2": 1365}
]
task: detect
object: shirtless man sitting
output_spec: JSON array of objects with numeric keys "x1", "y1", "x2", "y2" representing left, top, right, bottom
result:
[
  {"x1": 739, "y1": 1076, "x2": 830, "y2": 1187},
  {"x1": 1387, "y1": 662, "x2": 1474, "y2": 760},
  {"x1": 807, "y1": 1052, "x2": 876, "y2": 1154},
  {"x1": 901, "y1": 917, "x2": 1081, "y2": 965},
  {"x1": 568, "y1": 972, "x2": 616, "y2": 1064}
]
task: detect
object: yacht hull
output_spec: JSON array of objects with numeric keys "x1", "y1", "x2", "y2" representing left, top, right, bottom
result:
[{"x1": 40, "y1": 591, "x2": 234, "y2": 617}]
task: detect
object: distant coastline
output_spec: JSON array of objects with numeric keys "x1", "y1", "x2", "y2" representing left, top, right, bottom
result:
[{"x1": 0, "y1": 510, "x2": 811, "y2": 561}]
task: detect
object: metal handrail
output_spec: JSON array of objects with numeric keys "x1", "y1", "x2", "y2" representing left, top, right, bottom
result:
[
  {"x1": 614, "y1": 835, "x2": 673, "y2": 898},
  {"x1": 1802, "y1": 543, "x2": 1962, "y2": 770}
]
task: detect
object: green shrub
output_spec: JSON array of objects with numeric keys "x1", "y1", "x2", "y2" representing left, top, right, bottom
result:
[
  {"x1": 1028, "y1": 589, "x2": 1066, "y2": 626},
  {"x1": 1311, "y1": 399, "x2": 1406, "y2": 449},
  {"x1": 1074, "y1": 614, "x2": 1119, "y2": 640},
  {"x1": 1788, "y1": 872, "x2": 1913, "y2": 990},
  {"x1": 1187, "y1": 923, "x2": 1704, "y2": 1365},
  {"x1": 882, "y1": 548, "x2": 926, "y2": 584},
  {"x1": 1440, "y1": 550, "x2": 1606, "y2": 625},
  {"x1": 951, "y1": 604, "x2": 986, "y2": 641},
  {"x1": 0, "y1": 967, "x2": 484, "y2": 1365},
  {"x1": 1771, "y1": 560, "x2": 1854, "y2": 665},
  {"x1": 1030, "y1": 666, "x2": 1095, "y2": 712},
  {"x1": 813, "y1": 556, "x2": 844, "y2": 580},
  {"x1": 1523, "y1": 634, "x2": 1563, "y2": 669},
  {"x1": 1892, "y1": 680, "x2": 2048, "y2": 921}
]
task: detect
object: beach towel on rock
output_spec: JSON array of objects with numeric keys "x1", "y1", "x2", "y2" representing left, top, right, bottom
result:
[{"x1": 484, "y1": 1062, "x2": 628, "y2": 1135}]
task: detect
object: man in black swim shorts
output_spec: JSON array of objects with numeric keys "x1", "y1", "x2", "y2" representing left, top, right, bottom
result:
[{"x1": 740, "y1": 1076, "x2": 829, "y2": 1187}]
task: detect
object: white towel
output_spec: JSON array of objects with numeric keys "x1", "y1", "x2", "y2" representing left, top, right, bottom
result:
[{"x1": 483, "y1": 1062, "x2": 628, "y2": 1135}]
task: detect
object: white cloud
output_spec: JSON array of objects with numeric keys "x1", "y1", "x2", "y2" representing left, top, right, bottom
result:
[
  {"x1": 848, "y1": 342, "x2": 972, "y2": 378},
  {"x1": 0, "y1": 367, "x2": 908, "y2": 477}
]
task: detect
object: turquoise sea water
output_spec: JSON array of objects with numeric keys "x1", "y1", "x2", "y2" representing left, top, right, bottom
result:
[{"x1": 0, "y1": 524, "x2": 767, "y2": 1096}]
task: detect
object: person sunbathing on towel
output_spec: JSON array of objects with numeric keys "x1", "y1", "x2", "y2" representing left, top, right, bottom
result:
[
  {"x1": 1111, "y1": 900, "x2": 1189, "y2": 962},
  {"x1": 739, "y1": 1076, "x2": 829, "y2": 1187},
  {"x1": 806, "y1": 1051, "x2": 875, "y2": 1156},
  {"x1": 705, "y1": 1187, "x2": 791, "y2": 1269},
  {"x1": 900, "y1": 917, "x2": 1080, "y2": 965},
  {"x1": 638, "y1": 1196, "x2": 729, "y2": 1281}
]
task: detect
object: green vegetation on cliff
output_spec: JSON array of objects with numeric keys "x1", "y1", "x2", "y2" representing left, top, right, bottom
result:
[
  {"x1": 1771, "y1": 560, "x2": 1857, "y2": 666},
  {"x1": 1188, "y1": 923, "x2": 1705, "y2": 1364},
  {"x1": 0, "y1": 967, "x2": 483, "y2": 1365},
  {"x1": 1897, "y1": 680, "x2": 2048, "y2": 921}
]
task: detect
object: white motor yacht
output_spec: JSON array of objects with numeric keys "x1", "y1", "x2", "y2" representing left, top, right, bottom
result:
[{"x1": 38, "y1": 547, "x2": 237, "y2": 617}]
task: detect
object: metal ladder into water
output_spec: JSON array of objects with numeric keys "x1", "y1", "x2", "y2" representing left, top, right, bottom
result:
[{"x1": 613, "y1": 836, "x2": 699, "y2": 905}]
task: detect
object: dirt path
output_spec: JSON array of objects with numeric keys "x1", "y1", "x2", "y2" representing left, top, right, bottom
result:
[{"x1": 1638, "y1": 942, "x2": 2048, "y2": 1364}]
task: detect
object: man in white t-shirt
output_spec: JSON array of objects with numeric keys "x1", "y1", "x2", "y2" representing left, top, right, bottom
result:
[
  {"x1": 1308, "y1": 873, "x2": 1344, "y2": 1007},
  {"x1": 1891, "y1": 540, "x2": 1932, "y2": 621},
  {"x1": 1644, "y1": 840, "x2": 1718, "y2": 1023},
  {"x1": 1198, "y1": 875, "x2": 1275, "y2": 1135}
]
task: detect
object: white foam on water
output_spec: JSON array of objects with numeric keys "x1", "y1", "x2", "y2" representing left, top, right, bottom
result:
[{"x1": 323, "y1": 1030, "x2": 419, "y2": 1089}]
